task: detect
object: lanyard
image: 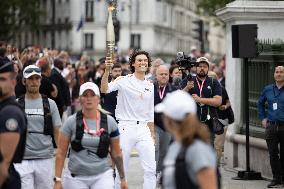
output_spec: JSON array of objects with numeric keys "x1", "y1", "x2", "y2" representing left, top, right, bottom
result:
[
  {"x1": 82, "y1": 111, "x2": 103, "y2": 136},
  {"x1": 159, "y1": 86, "x2": 166, "y2": 100},
  {"x1": 195, "y1": 78, "x2": 206, "y2": 97}
]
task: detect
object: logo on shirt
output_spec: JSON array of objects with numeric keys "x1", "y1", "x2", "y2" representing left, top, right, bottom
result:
[
  {"x1": 207, "y1": 86, "x2": 211, "y2": 90},
  {"x1": 5, "y1": 118, "x2": 18, "y2": 131}
]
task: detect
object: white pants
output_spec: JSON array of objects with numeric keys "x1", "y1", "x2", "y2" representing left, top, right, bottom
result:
[
  {"x1": 63, "y1": 168, "x2": 114, "y2": 189},
  {"x1": 14, "y1": 158, "x2": 53, "y2": 189},
  {"x1": 115, "y1": 121, "x2": 156, "y2": 189}
]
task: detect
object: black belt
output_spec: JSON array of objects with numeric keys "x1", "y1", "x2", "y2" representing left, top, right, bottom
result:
[{"x1": 268, "y1": 121, "x2": 284, "y2": 126}]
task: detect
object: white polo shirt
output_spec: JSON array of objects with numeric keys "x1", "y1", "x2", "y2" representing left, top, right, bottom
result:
[{"x1": 107, "y1": 74, "x2": 154, "y2": 122}]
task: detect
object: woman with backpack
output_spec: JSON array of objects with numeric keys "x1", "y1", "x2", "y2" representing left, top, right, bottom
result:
[
  {"x1": 155, "y1": 90, "x2": 217, "y2": 189},
  {"x1": 53, "y1": 82, "x2": 127, "y2": 189}
]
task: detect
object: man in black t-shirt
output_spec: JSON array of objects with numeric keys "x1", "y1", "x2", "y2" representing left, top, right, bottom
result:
[
  {"x1": 181, "y1": 57, "x2": 222, "y2": 142},
  {"x1": 0, "y1": 57, "x2": 27, "y2": 189}
]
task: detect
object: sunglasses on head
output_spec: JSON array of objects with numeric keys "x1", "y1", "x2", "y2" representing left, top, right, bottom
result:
[{"x1": 24, "y1": 67, "x2": 41, "y2": 74}]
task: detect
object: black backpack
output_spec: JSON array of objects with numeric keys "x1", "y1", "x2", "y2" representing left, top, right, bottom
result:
[
  {"x1": 175, "y1": 145, "x2": 221, "y2": 189},
  {"x1": 18, "y1": 95, "x2": 56, "y2": 147},
  {"x1": 175, "y1": 146, "x2": 198, "y2": 189},
  {"x1": 71, "y1": 110, "x2": 110, "y2": 158}
]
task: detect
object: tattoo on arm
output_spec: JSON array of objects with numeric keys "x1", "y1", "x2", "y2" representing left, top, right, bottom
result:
[{"x1": 113, "y1": 156, "x2": 125, "y2": 180}]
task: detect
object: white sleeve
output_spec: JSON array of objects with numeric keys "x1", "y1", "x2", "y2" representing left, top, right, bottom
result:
[
  {"x1": 149, "y1": 89, "x2": 154, "y2": 122},
  {"x1": 107, "y1": 76, "x2": 124, "y2": 93}
]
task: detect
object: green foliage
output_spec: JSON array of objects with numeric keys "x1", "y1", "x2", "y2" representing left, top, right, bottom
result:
[
  {"x1": 196, "y1": 0, "x2": 234, "y2": 16},
  {"x1": 0, "y1": 0, "x2": 43, "y2": 41}
]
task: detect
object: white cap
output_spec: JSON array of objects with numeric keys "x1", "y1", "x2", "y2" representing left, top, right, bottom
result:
[
  {"x1": 79, "y1": 82, "x2": 100, "y2": 97},
  {"x1": 190, "y1": 46, "x2": 197, "y2": 51},
  {"x1": 23, "y1": 65, "x2": 41, "y2": 79},
  {"x1": 155, "y1": 90, "x2": 197, "y2": 121},
  {"x1": 196, "y1": 57, "x2": 210, "y2": 66}
]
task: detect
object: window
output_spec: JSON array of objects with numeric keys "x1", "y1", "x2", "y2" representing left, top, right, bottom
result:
[
  {"x1": 84, "y1": 33, "x2": 94, "y2": 50},
  {"x1": 130, "y1": 34, "x2": 141, "y2": 49},
  {"x1": 85, "y1": 0, "x2": 94, "y2": 22},
  {"x1": 162, "y1": 3, "x2": 167, "y2": 22}
]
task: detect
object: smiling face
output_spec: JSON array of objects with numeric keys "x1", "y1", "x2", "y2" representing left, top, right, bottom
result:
[{"x1": 132, "y1": 54, "x2": 149, "y2": 73}]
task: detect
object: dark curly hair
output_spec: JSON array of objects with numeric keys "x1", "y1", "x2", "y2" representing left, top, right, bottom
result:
[{"x1": 129, "y1": 50, "x2": 152, "y2": 73}]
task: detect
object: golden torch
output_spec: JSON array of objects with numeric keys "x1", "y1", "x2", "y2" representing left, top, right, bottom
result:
[{"x1": 106, "y1": 5, "x2": 115, "y2": 61}]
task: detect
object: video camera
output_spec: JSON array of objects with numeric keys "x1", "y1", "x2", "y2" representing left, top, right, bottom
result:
[{"x1": 176, "y1": 52, "x2": 196, "y2": 70}]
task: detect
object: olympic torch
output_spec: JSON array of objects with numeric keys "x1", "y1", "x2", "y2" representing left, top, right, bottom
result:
[{"x1": 106, "y1": 5, "x2": 115, "y2": 62}]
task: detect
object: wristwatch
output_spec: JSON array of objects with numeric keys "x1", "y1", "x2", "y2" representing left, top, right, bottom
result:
[{"x1": 53, "y1": 176, "x2": 62, "y2": 182}]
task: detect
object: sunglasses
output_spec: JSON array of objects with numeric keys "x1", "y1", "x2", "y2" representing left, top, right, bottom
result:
[{"x1": 24, "y1": 67, "x2": 41, "y2": 74}]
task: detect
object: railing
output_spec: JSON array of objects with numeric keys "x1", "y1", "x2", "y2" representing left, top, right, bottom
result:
[{"x1": 239, "y1": 39, "x2": 284, "y2": 138}]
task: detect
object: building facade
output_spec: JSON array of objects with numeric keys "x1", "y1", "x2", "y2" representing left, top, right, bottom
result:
[{"x1": 13, "y1": 0, "x2": 225, "y2": 62}]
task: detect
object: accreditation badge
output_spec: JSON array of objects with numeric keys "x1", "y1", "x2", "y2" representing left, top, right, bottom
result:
[{"x1": 273, "y1": 103, "x2": 278, "y2": 110}]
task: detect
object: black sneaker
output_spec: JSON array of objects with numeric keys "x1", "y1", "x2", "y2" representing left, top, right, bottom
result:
[{"x1": 267, "y1": 180, "x2": 282, "y2": 188}]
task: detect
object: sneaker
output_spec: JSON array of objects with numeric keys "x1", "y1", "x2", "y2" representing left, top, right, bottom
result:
[{"x1": 267, "y1": 180, "x2": 282, "y2": 188}]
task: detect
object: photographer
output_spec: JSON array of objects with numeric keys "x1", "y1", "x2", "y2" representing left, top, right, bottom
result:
[{"x1": 181, "y1": 57, "x2": 222, "y2": 144}]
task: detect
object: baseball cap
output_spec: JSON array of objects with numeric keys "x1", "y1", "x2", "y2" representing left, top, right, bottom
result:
[
  {"x1": 23, "y1": 65, "x2": 41, "y2": 79},
  {"x1": 155, "y1": 90, "x2": 197, "y2": 121},
  {"x1": 196, "y1": 57, "x2": 210, "y2": 67},
  {"x1": 79, "y1": 82, "x2": 100, "y2": 97}
]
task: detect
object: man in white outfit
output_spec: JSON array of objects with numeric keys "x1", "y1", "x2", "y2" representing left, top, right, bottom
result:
[{"x1": 101, "y1": 50, "x2": 156, "y2": 189}]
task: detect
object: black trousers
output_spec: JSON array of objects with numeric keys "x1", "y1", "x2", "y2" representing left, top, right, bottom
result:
[
  {"x1": 2, "y1": 165, "x2": 21, "y2": 189},
  {"x1": 265, "y1": 123, "x2": 284, "y2": 181}
]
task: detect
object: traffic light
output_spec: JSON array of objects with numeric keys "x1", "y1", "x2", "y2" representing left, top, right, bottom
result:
[
  {"x1": 192, "y1": 19, "x2": 204, "y2": 42},
  {"x1": 113, "y1": 19, "x2": 120, "y2": 43}
]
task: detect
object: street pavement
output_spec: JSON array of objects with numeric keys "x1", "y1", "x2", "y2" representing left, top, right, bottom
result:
[{"x1": 127, "y1": 155, "x2": 283, "y2": 189}]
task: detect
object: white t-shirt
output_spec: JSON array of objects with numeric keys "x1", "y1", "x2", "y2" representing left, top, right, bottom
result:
[{"x1": 107, "y1": 74, "x2": 154, "y2": 122}]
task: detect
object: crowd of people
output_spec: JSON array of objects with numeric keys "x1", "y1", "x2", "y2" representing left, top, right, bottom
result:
[{"x1": 0, "y1": 40, "x2": 233, "y2": 189}]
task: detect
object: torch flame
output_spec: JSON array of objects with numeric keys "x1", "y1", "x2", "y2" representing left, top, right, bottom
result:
[{"x1": 108, "y1": 5, "x2": 115, "y2": 12}]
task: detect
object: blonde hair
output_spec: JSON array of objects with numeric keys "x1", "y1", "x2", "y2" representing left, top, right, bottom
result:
[{"x1": 174, "y1": 114, "x2": 210, "y2": 146}]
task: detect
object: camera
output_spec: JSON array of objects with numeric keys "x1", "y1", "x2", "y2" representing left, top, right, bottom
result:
[{"x1": 176, "y1": 52, "x2": 196, "y2": 70}]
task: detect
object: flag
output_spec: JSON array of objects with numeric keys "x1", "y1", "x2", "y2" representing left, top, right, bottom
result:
[{"x1": 76, "y1": 16, "x2": 84, "y2": 31}]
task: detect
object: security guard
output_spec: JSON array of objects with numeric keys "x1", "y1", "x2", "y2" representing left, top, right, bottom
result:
[{"x1": 0, "y1": 57, "x2": 27, "y2": 189}]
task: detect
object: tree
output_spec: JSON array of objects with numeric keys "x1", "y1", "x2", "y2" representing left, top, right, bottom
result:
[
  {"x1": 0, "y1": 0, "x2": 43, "y2": 42},
  {"x1": 196, "y1": 0, "x2": 234, "y2": 16}
]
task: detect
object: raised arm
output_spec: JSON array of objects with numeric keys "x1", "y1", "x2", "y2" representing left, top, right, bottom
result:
[{"x1": 101, "y1": 57, "x2": 113, "y2": 93}]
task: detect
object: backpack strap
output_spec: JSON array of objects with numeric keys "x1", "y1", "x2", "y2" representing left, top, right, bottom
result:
[
  {"x1": 42, "y1": 95, "x2": 53, "y2": 136},
  {"x1": 75, "y1": 110, "x2": 84, "y2": 141},
  {"x1": 175, "y1": 146, "x2": 198, "y2": 189},
  {"x1": 100, "y1": 112, "x2": 108, "y2": 132},
  {"x1": 18, "y1": 95, "x2": 25, "y2": 109}
]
